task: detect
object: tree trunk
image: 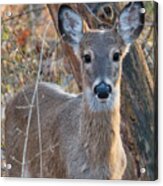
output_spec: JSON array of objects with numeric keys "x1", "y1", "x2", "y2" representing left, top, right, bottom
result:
[{"x1": 121, "y1": 44, "x2": 156, "y2": 180}]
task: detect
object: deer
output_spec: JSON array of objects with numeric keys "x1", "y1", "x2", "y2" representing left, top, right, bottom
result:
[{"x1": 4, "y1": 2, "x2": 145, "y2": 179}]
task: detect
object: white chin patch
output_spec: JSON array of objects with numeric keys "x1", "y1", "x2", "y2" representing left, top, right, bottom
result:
[
  {"x1": 84, "y1": 88, "x2": 119, "y2": 112},
  {"x1": 95, "y1": 95, "x2": 109, "y2": 103}
]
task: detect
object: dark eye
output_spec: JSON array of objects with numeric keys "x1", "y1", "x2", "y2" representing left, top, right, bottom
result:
[
  {"x1": 83, "y1": 54, "x2": 91, "y2": 64},
  {"x1": 113, "y1": 52, "x2": 120, "y2": 62}
]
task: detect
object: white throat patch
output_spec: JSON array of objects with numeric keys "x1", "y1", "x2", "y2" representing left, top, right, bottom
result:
[{"x1": 84, "y1": 87, "x2": 119, "y2": 113}]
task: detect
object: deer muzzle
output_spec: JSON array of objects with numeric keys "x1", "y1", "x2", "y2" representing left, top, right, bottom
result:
[{"x1": 94, "y1": 81, "x2": 112, "y2": 100}]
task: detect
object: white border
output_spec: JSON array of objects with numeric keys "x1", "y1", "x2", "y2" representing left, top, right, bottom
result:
[
  {"x1": 0, "y1": 0, "x2": 156, "y2": 4},
  {"x1": 0, "y1": 0, "x2": 162, "y2": 186}
]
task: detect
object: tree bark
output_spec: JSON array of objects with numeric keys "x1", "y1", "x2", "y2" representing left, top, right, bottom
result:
[{"x1": 121, "y1": 44, "x2": 155, "y2": 180}]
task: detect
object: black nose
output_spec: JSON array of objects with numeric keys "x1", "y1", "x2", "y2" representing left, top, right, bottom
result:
[{"x1": 94, "y1": 82, "x2": 112, "y2": 99}]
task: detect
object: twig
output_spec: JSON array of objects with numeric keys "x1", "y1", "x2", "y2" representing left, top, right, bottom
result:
[
  {"x1": 21, "y1": 20, "x2": 52, "y2": 177},
  {"x1": 22, "y1": 88, "x2": 30, "y2": 105},
  {"x1": 10, "y1": 156, "x2": 22, "y2": 165},
  {"x1": 16, "y1": 105, "x2": 34, "y2": 109},
  {"x1": 83, "y1": 4, "x2": 103, "y2": 24},
  {"x1": 9, "y1": 144, "x2": 58, "y2": 167},
  {"x1": 145, "y1": 45, "x2": 154, "y2": 61},
  {"x1": 36, "y1": 91, "x2": 43, "y2": 177},
  {"x1": 142, "y1": 27, "x2": 153, "y2": 49},
  {"x1": 27, "y1": 143, "x2": 59, "y2": 164}
]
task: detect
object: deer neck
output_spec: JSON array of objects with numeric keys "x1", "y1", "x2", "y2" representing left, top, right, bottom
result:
[{"x1": 79, "y1": 93, "x2": 121, "y2": 168}]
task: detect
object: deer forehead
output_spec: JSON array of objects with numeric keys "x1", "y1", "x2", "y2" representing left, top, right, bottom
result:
[{"x1": 80, "y1": 30, "x2": 125, "y2": 52}]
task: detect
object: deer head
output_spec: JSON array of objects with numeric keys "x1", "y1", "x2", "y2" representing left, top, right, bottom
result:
[{"x1": 58, "y1": 2, "x2": 145, "y2": 112}]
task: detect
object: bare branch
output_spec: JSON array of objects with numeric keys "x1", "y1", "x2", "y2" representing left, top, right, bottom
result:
[
  {"x1": 36, "y1": 91, "x2": 43, "y2": 177},
  {"x1": 27, "y1": 143, "x2": 59, "y2": 164},
  {"x1": 10, "y1": 156, "x2": 22, "y2": 165},
  {"x1": 21, "y1": 20, "x2": 53, "y2": 177},
  {"x1": 16, "y1": 105, "x2": 34, "y2": 109},
  {"x1": 83, "y1": 4, "x2": 103, "y2": 24},
  {"x1": 22, "y1": 88, "x2": 31, "y2": 105}
]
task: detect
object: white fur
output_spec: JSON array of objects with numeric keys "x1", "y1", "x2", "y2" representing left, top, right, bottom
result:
[
  {"x1": 41, "y1": 82, "x2": 77, "y2": 98},
  {"x1": 84, "y1": 86, "x2": 120, "y2": 113}
]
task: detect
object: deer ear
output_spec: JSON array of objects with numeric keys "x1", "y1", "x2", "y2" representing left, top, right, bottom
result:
[
  {"x1": 118, "y1": 2, "x2": 145, "y2": 44},
  {"x1": 58, "y1": 5, "x2": 83, "y2": 46}
]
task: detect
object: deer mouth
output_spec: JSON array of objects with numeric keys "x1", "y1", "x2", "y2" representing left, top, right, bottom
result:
[{"x1": 95, "y1": 96, "x2": 109, "y2": 103}]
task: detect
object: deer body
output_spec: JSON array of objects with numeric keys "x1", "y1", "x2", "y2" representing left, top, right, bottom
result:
[
  {"x1": 5, "y1": 82, "x2": 125, "y2": 179},
  {"x1": 5, "y1": 2, "x2": 144, "y2": 179}
]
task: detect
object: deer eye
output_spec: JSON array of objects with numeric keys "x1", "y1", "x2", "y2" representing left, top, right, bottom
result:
[
  {"x1": 83, "y1": 54, "x2": 91, "y2": 64},
  {"x1": 113, "y1": 52, "x2": 120, "y2": 62}
]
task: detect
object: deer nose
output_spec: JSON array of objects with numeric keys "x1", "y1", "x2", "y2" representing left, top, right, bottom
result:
[{"x1": 94, "y1": 82, "x2": 112, "y2": 99}]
